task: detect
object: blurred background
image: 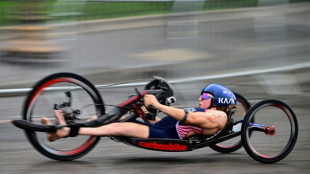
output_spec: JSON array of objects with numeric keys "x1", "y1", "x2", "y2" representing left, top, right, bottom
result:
[
  {"x1": 0, "y1": 0, "x2": 309, "y2": 173},
  {"x1": 0, "y1": 0, "x2": 309, "y2": 89}
]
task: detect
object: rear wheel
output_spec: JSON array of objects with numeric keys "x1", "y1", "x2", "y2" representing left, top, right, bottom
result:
[
  {"x1": 241, "y1": 99, "x2": 298, "y2": 163},
  {"x1": 23, "y1": 72, "x2": 105, "y2": 161},
  {"x1": 209, "y1": 92, "x2": 250, "y2": 153}
]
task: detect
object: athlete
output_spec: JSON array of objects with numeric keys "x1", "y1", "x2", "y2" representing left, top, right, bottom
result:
[{"x1": 41, "y1": 83, "x2": 237, "y2": 142}]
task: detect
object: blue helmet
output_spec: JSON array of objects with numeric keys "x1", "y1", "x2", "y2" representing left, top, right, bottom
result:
[{"x1": 201, "y1": 83, "x2": 237, "y2": 106}]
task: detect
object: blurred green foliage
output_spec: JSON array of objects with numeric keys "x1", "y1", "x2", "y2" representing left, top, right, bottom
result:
[
  {"x1": 81, "y1": 1, "x2": 174, "y2": 20},
  {"x1": 0, "y1": 0, "x2": 308, "y2": 26}
]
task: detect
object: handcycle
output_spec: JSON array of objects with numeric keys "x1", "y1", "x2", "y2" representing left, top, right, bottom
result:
[{"x1": 12, "y1": 72, "x2": 298, "y2": 163}]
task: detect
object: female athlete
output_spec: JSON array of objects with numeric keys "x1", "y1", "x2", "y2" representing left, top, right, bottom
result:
[{"x1": 41, "y1": 83, "x2": 237, "y2": 142}]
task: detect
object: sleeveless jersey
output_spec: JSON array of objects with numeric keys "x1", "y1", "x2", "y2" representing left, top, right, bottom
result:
[{"x1": 176, "y1": 107, "x2": 205, "y2": 139}]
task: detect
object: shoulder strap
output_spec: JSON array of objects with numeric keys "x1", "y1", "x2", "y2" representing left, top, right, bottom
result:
[{"x1": 184, "y1": 107, "x2": 206, "y2": 112}]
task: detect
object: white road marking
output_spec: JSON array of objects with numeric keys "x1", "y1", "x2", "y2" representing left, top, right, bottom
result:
[{"x1": 0, "y1": 62, "x2": 309, "y2": 93}]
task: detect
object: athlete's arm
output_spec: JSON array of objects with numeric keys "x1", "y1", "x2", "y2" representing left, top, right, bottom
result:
[
  {"x1": 186, "y1": 110, "x2": 227, "y2": 128},
  {"x1": 144, "y1": 95, "x2": 226, "y2": 129},
  {"x1": 140, "y1": 106, "x2": 161, "y2": 124}
]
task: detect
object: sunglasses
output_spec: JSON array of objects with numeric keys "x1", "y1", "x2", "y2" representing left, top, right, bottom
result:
[{"x1": 201, "y1": 93, "x2": 213, "y2": 100}]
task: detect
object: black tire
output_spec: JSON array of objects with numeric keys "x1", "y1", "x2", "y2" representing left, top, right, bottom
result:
[
  {"x1": 241, "y1": 99, "x2": 298, "y2": 163},
  {"x1": 22, "y1": 72, "x2": 105, "y2": 161},
  {"x1": 209, "y1": 92, "x2": 251, "y2": 153}
]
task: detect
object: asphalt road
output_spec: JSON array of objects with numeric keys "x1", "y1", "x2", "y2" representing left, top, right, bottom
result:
[{"x1": 0, "y1": 69, "x2": 309, "y2": 174}]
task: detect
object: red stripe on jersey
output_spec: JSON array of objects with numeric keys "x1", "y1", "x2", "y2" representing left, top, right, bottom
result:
[{"x1": 176, "y1": 123, "x2": 203, "y2": 139}]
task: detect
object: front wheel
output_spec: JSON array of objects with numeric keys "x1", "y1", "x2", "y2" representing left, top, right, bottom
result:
[
  {"x1": 22, "y1": 72, "x2": 105, "y2": 161},
  {"x1": 241, "y1": 99, "x2": 298, "y2": 163}
]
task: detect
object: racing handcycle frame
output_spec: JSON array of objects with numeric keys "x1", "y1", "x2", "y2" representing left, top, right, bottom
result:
[{"x1": 12, "y1": 72, "x2": 299, "y2": 163}]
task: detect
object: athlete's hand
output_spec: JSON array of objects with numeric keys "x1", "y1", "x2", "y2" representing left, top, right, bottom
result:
[{"x1": 144, "y1": 94, "x2": 160, "y2": 108}]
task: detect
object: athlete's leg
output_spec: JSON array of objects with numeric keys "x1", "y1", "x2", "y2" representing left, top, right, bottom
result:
[
  {"x1": 41, "y1": 110, "x2": 70, "y2": 142},
  {"x1": 41, "y1": 117, "x2": 55, "y2": 142},
  {"x1": 78, "y1": 122, "x2": 149, "y2": 138},
  {"x1": 42, "y1": 110, "x2": 149, "y2": 142}
]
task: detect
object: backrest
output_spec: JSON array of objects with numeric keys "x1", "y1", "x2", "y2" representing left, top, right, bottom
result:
[{"x1": 204, "y1": 118, "x2": 234, "y2": 141}]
